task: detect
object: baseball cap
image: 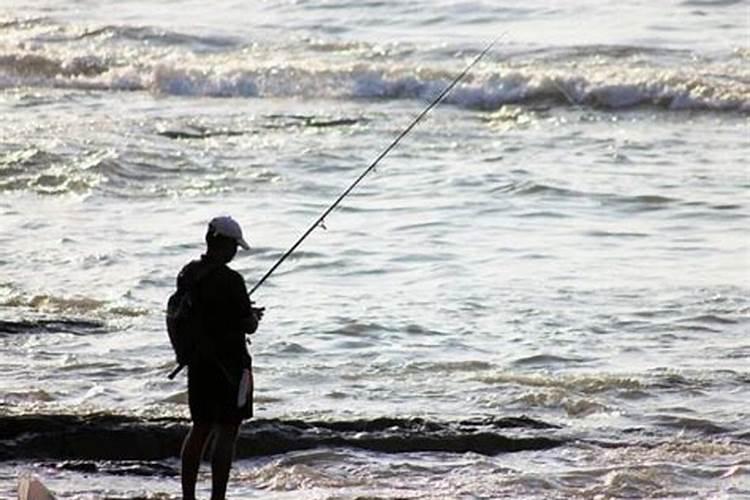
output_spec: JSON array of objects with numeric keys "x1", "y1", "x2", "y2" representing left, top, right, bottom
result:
[{"x1": 208, "y1": 215, "x2": 250, "y2": 250}]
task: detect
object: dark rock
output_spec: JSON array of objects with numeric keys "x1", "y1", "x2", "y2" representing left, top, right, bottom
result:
[
  {"x1": 0, "y1": 319, "x2": 106, "y2": 335},
  {"x1": 0, "y1": 413, "x2": 565, "y2": 462}
]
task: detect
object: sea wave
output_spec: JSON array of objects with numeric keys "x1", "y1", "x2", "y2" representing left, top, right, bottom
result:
[
  {"x1": 0, "y1": 142, "x2": 284, "y2": 197},
  {"x1": 0, "y1": 48, "x2": 746, "y2": 112},
  {"x1": 71, "y1": 24, "x2": 239, "y2": 51},
  {"x1": 2, "y1": 293, "x2": 106, "y2": 315},
  {"x1": 0, "y1": 15, "x2": 238, "y2": 51},
  {"x1": 0, "y1": 287, "x2": 147, "y2": 319},
  {"x1": 475, "y1": 371, "x2": 645, "y2": 394}
]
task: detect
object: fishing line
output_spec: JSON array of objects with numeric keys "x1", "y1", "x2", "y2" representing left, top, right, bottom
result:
[
  {"x1": 248, "y1": 37, "x2": 501, "y2": 296},
  {"x1": 168, "y1": 38, "x2": 499, "y2": 380}
]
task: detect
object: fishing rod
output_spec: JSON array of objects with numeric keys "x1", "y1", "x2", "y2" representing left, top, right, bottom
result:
[
  {"x1": 248, "y1": 39, "x2": 498, "y2": 296},
  {"x1": 167, "y1": 40, "x2": 497, "y2": 380}
]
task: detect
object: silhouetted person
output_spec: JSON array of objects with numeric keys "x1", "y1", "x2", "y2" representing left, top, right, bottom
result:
[{"x1": 178, "y1": 216, "x2": 262, "y2": 500}]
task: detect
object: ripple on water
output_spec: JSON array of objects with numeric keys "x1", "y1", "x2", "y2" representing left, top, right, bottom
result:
[
  {"x1": 511, "y1": 354, "x2": 591, "y2": 367},
  {"x1": 0, "y1": 389, "x2": 55, "y2": 404},
  {"x1": 650, "y1": 414, "x2": 731, "y2": 435},
  {"x1": 475, "y1": 371, "x2": 646, "y2": 394}
]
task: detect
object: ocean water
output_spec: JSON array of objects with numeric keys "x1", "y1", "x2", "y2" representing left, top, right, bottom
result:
[{"x1": 0, "y1": 0, "x2": 748, "y2": 498}]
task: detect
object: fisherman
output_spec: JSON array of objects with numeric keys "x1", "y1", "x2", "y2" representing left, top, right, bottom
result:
[{"x1": 178, "y1": 215, "x2": 263, "y2": 500}]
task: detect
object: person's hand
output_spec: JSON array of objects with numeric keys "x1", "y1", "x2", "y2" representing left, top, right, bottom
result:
[{"x1": 252, "y1": 306, "x2": 265, "y2": 322}]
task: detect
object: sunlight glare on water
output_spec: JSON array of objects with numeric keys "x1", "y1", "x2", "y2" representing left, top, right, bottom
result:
[{"x1": 0, "y1": 0, "x2": 748, "y2": 498}]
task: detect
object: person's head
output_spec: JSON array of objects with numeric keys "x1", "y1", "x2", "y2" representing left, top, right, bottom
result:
[{"x1": 205, "y1": 215, "x2": 250, "y2": 263}]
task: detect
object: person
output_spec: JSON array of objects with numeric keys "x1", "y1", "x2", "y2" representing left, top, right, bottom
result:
[{"x1": 178, "y1": 215, "x2": 263, "y2": 500}]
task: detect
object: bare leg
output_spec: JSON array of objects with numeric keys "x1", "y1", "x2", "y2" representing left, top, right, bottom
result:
[
  {"x1": 181, "y1": 422, "x2": 213, "y2": 500},
  {"x1": 210, "y1": 422, "x2": 240, "y2": 500}
]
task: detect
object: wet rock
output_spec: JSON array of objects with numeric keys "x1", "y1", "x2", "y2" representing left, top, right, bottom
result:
[
  {"x1": 0, "y1": 319, "x2": 106, "y2": 335},
  {"x1": 56, "y1": 459, "x2": 178, "y2": 477},
  {"x1": 157, "y1": 128, "x2": 245, "y2": 140},
  {"x1": 0, "y1": 413, "x2": 565, "y2": 462}
]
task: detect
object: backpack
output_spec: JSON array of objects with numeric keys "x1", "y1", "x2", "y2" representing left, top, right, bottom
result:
[{"x1": 166, "y1": 261, "x2": 216, "y2": 377}]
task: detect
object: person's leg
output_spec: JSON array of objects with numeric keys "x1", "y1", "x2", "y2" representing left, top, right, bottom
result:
[
  {"x1": 210, "y1": 422, "x2": 240, "y2": 500},
  {"x1": 181, "y1": 421, "x2": 213, "y2": 500}
]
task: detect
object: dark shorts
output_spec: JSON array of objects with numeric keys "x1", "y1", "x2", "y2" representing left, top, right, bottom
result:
[{"x1": 188, "y1": 362, "x2": 250, "y2": 424}]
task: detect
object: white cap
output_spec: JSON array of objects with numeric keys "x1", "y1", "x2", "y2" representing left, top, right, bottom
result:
[{"x1": 208, "y1": 216, "x2": 250, "y2": 250}]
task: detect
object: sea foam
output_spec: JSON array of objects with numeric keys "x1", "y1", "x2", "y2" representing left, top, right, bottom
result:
[
  {"x1": 0, "y1": 15, "x2": 747, "y2": 112},
  {"x1": 1, "y1": 52, "x2": 747, "y2": 113}
]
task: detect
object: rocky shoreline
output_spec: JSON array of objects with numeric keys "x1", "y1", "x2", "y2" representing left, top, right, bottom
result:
[{"x1": 1, "y1": 413, "x2": 564, "y2": 462}]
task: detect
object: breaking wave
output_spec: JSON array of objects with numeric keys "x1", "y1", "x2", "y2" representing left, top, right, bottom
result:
[
  {"x1": 0, "y1": 284, "x2": 148, "y2": 320},
  {"x1": 0, "y1": 31, "x2": 746, "y2": 112},
  {"x1": 1, "y1": 59, "x2": 746, "y2": 112}
]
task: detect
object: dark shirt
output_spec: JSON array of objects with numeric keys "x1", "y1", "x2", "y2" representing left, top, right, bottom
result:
[{"x1": 179, "y1": 255, "x2": 254, "y2": 376}]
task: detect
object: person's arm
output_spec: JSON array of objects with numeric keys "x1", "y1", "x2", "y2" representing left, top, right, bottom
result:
[
  {"x1": 240, "y1": 312, "x2": 258, "y2": 334},
  {"x1": 232, "y1": 273, "x2": 263, "y2": 334}
]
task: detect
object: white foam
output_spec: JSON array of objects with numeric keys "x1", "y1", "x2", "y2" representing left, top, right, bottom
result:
[{"x1": 0, "y1": 44, "x2": 747, "y2": 112}]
